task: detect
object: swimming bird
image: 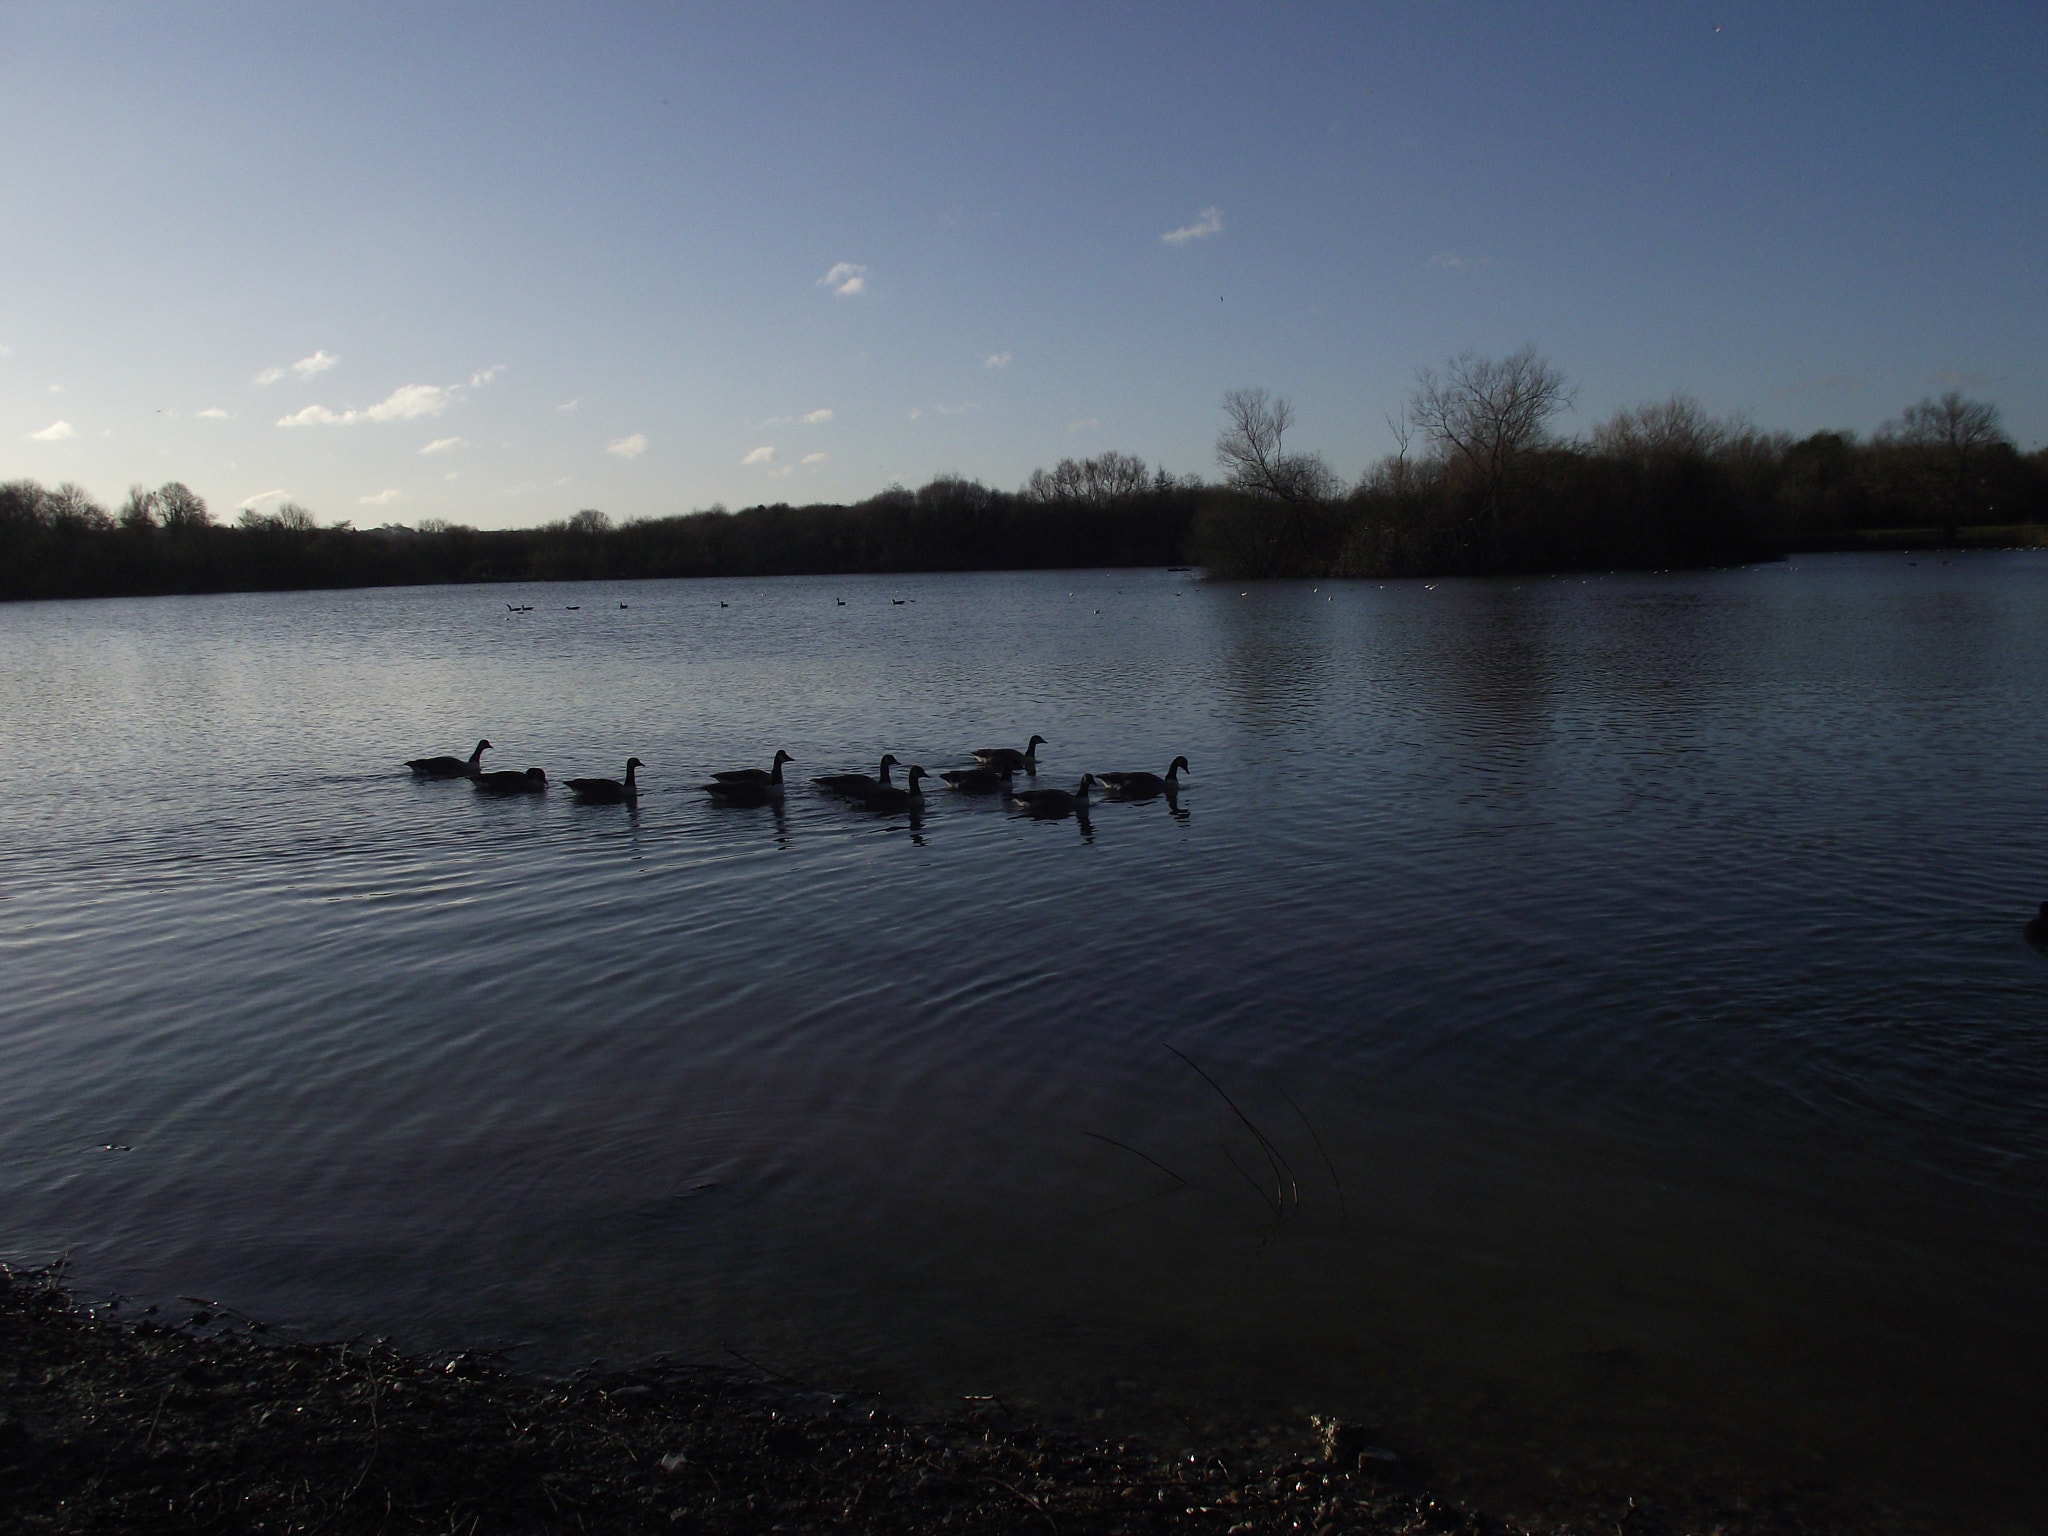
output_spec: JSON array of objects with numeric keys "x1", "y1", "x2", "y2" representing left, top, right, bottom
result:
[
  {"x1": 1009, "y1": 774, "x2": 1095, "y2": 818},
  {"x1": 1097, "y1": 755, "x2": 1190, "y2": 799},
  {"x1": 939, "y1": 763, "x2": 1011, "y2": 794},
  {"x1": 711, "y1": 749, "x2": 792, "y2": 788},
  {"x1": 860, "y1": 765, "x2": 929, "y2": 813},
  {"x1": 473, "y1": 767, "x2": 547, "y2": 795},
  {"x1": 566, "y1": 757, "x2": 643, "y2": 803},
  {"x1": 407, "y1": 739, "x2": 492, "y2": 778},
  {"x1": 703, "y1": 750, "x2": 792, "y2": 800},
  {"x1": 974, "y1": 734, "x2": 1047, "y2": 775},
  {"x1": 813, "y1": 753, "x2": 899, "y2": 798},
  {"x1": 2027, "y1": 902, "x2": 2048, "y2": 950}
]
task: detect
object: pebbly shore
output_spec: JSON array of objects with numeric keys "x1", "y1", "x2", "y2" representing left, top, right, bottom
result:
[{"x1": 1, "y1": 1265, "x2": 1921, "y2": 1536}]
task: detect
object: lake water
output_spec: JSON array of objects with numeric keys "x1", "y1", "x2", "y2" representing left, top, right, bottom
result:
[{"x1": 3, "y1": 555, "x2": 2045, "y2": 1529}]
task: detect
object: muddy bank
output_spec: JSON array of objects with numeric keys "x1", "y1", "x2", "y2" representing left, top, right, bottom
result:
[{"x1": 1, "y1": 1266, "x2": 1920, "y2": 1535}]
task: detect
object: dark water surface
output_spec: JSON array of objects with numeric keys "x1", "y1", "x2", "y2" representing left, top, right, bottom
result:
[{"x1": 4, "y1": 556, "x2": 2046, "y2": 1527}]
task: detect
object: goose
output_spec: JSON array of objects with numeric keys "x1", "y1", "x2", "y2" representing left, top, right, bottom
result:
[
  {"x1": 474, "y1": 767, "x2": 547, "y2": 795},
  {"x1": 1009, "y1": 774, "x2": 1095, "y2": 818},
  {"x1": 1097, "y1": 755, "x2": 1190, "y2": 799},
  {"x1": 813, "y1": 753, "x2": 899, "y2": 798},
  {"x1": 566, "y1": 758, "x2": 643, "y2": 803},
  {"x1": 939, "y1": 763, "x2": 1011, "y2": 794},
  {"x1": 703, "y1": 750, "x2": 792, "y2": 800},
  {"x1": 407, "y1": 739, "x2": 492, "y2": 778},
  {"x1": 860, "y1": 765, "x2": 929, "y2": 813},
  {"x1": 2027, "y1": 902, "x2": 2048, "y2": 950},
  {"x1": 974, "y1": 734, "x2": 1046, "y2": 775}
]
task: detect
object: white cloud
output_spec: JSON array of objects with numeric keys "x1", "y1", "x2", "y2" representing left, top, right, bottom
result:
[
  {"x1": 47, "y1": 383, "x2": 63, "y2": 393},
  {"x1": 741, "y1": 445, "x2": 777, "y2": 466},
  {"x1": 800, "y1": 452, "x2": 828, "y2": 467},
  {"x1": 469, "y1": 365, "x2": 504, "y2": 387},
  {"x1": 801, "y1": 407, "x2": 834, "y2": 425},
  {"x1": 0, "y1": 342, "x2": 11, "y2": 356},
  {"x1": 444, "y1": 472, "x2": 459, "y2": 481},
  {"x1": 277, "y1": 404, "x2": 345, "y2": 426},
  {"x1": 237, "y1": 488, "x2": 291, "y2": 510},
  {"x1": 366, "y1": 384, "x2": 450, "y2": 420},
  {"x1": 819, "y1": 261, "x2": 868, "y2": 296},
  {"x1": 278, "y1": 383, "x2": 452, "y2": 427},
  {"x1": 1066, "y1": 418, "x2": 1100, "y2": 433},
  {"x1": 556, "y1": 398, "x2": 580, "y2": 413},
  {"x1": 30, "y1": 420, "x2": 75, "y2": 441},
  {"x1": 935, "y1": 401, "x2": 982, "y2": 416},
  {"x1": 359, "y1": 489, "x2": 401, "y2": 506},
  {"x1": 197, "y1": 407, "x2": 232, "y2": 420},
  {"x1": 419, "y1": 436, "x2": 468, "y2": 456},
  {"x1": 1162, "y1": 206, "x2": 1223, "y2": 245},
  {"x1": 984, "y1": 352, "x2": 1012, "y2": 369},
  {"x1": 256, "y1": 349, "x2": 339, "y2": 385},
  {"x1": 907, "y1": 408, "x2": 923, "y2": 421},
  {"x1": 607, "y1": 434, "x2": 648, "y2": 459},
  {"x1": 1426, "y1": 252, "x2": 1498, "y2": 271}
]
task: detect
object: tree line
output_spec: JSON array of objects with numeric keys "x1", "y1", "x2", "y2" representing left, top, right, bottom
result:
[
  {"x1": 5, "y1": 354, "x2": 2044, "y2": 600},
  {"x1": 1194, "y1": 351, "x2": 2046, "y2": 578}
]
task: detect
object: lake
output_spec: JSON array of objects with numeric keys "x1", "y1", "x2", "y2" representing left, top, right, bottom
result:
[{"x1": 3, "y1": 554, "x2": 2045, "y2": 1529}]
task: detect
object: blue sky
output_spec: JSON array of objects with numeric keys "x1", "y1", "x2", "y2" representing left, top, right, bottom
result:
[{"x1": 5, "y1": 2, "x2": 2043, "y2": 529}]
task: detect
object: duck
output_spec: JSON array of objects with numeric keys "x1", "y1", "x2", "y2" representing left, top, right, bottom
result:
[
  {"x1": 703, "y1": 750, "x2": 792, "y2": 800},
  {"x1": 1096, "y1": 755, "x2": 1190, "y2": 799},
  {"x1": 407, "y1": 738, "x2": 492, "y2": 778},
  {"x1": 939, "y1": 763, "x2": 1012, "y2": 794},
  {"x1": 974, "y1": 734, "x2": 1047, "y2": 775},
  {"x1": 1009, "y1": 774, "x2": 1095, "y2": 818},
  {"x1": 813, "y1": 753, "x2": 899, "y2": 798},
  {"x1": 473, "y1": 767, "x2": 547, "y2": 795},
  {"x1": 2026, "y1": 902, "x2": 2048, "y2": 950},
  {"x1": 860, "y1": 765, "x2": 929, "y2": 813},
  {"x1": 566, "y1": 758, "x2": 643, "y2": 803}
]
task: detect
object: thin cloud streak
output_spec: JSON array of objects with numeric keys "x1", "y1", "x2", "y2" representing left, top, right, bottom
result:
[{"x1": 1161, "y1": 206, "x2": 1223, "y2": 245}]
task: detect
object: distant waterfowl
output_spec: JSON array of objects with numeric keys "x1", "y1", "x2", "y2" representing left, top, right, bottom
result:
[
  {"x1": 1009, "y1": 774, "x2": 1095, "y2": 818},
  {"x1": 703, "y1": 750, "x2": 792, "y2": 800},
  {"x1": 813, "y1": 753, "x2": 899, "y2": 798},
  {"x1": 2027, "y1": 902, "x2": 2048, "y2": 950},
  {"x1": 836, "y1": 598, "x2": 846, "y2": 606},
  {"x1": 974, "y1": 734, "x2": 1047, "y2": 774},
  {"x1": 566, "y1": 757, "x2": 643, "y2": 803},
  {"x1": 939, "y1": 764, "x2": 1011, "y2": 794},
  {"x1": 407, "y1": 738, "x2": 492, "y2": 778},
  {"x1": 1097, "y1": 755, "x2": 1190, "y2": 799},
  {"x1": 565, "y1": 605, "x2": 580, "y2": 610},
  {"x1": 860, "y1": 765, "x2": 928, "y2": 813},
  {"x1": 892, "y1": 598, "x2": 905, "y2": 605},
  {"x1": 474, "y1": 767, "x2": 547, "y2": 795}
]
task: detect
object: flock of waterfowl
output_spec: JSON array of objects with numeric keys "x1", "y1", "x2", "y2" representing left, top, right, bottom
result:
[{"x1": 405, "y1": 735, "x2": 1189, "y2": 820}]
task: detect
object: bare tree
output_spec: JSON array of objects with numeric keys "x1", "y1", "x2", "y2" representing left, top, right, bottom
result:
[
  {"x1": 156, "y1": 482, "x2": 212, "y2": 530},
  {"x1": 566, "y1": 507, "x2": 612, "y2": 535},
  {"x1": 118, "y1": 484, "x2": 160, "y2": 530},
  {"x1": 1589, "y1": 393, "x2": 1729, "y2": 462},
  {"x1": 42, "y1": 482, "x2": 112, "y2": 531},
  {"x1": 1406, "y1": 346, "x2": 1573, "y2": 502},
  {"x1": 1216, "y1": 388, "x2": 1339, "y2": 502},
  {"x1": 1879, "y1": 391, "x2": 2007, "y2": 541},
  {"x1": 1022, "y1": 450, "x2": 1155, "y2": 510}
]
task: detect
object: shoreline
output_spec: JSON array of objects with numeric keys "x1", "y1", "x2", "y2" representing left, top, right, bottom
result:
[{"x1": 3, "y1": 1267, "x2": 1935, "y2": 1535}]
